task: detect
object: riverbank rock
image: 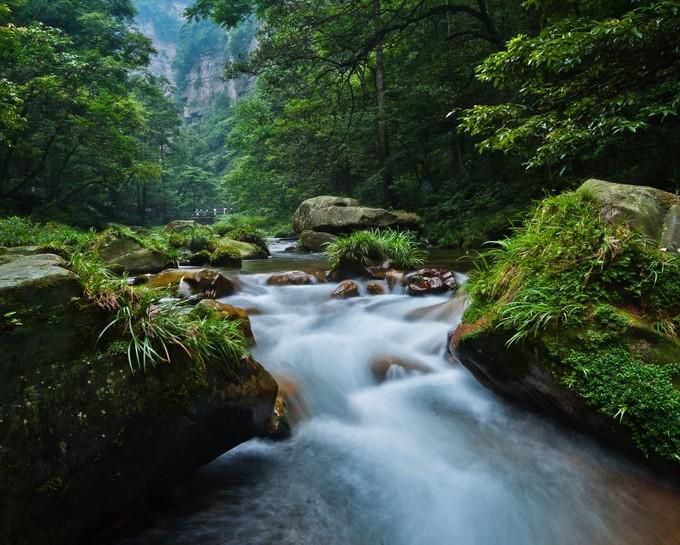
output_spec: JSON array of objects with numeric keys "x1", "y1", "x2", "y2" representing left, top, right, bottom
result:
[
  {"x1": 333, "y1": 280, "x2": 360, "y2": 298},
  {"x1": 405, "y1": 268, "x2": 457, "y2": 296},
  {"x1": 0, "y1": 253, "x2": 81, "y2": 312},
  {"x1": 451, "y1": 181, "x2": 680, "y2": 478},
  {"x1": 218, "y1": 238, "x2": 269, "y2": 260},
  {"x1": 293, "y1": 195, "x2": 421, "y2": 234},
  {"x1": 98, "y1": 235, "x2": 170, "y2": 275},
  {"x1": 300, "y1": 230, "x2": 337, "y2": 251},
  {"x1": 581, "y1": 178, "x2": 680, "y2": 250},
  {"x1": 0, "y1": 258, "x2": 280, "y2": 545},
  {"x1": 267, "y1": 271, "x2": 314, "y2": 286}
]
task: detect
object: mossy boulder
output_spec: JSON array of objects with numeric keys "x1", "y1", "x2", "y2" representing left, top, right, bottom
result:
[
  {"x1": 0, "y1": 256, "x2": 280, "y2": 545},
  {"x1": 217, "y1": 238, "x2": 268, "y2": 260},
  {"x1": 97, "y1": 234, "x2": 171, "y2": 275},
  {"x1": 452, "y1": 182, "x2": 680, "y2": 477}
]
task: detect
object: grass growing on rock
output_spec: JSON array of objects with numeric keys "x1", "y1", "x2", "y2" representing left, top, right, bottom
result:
[
  {"x1": 324, "y1": 229, "x2": 426, "y2": 275},
  {"x1": 462, "y1": 188, "x2": 680, "y2": 463}
]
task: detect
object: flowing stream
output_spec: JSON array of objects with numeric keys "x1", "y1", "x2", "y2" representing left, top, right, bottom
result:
[{"x1": 116, "y1": 244, "x2": 680, "y2": 545}]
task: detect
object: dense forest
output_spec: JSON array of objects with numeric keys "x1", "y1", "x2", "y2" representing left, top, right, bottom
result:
[
  {"x1": 2, "y1": 2, "x2": 680, "y2": 545},
  {"x1": 2, "y1": 0, "x2": 677, "y2": 244}
]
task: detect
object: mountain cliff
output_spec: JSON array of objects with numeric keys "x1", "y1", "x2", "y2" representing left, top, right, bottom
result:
[{"x1": 133, "y1": 0, "x2": 255, "y2": 119}]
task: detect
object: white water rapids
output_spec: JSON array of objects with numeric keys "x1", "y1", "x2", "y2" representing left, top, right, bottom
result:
[{"x1": 115, "y1": 248, "x2": 680, "y2": 545}]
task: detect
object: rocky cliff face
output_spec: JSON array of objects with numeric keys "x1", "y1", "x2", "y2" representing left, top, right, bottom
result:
[{"x1": 133, "y1": 0, "x2": 256, "y2": 119}]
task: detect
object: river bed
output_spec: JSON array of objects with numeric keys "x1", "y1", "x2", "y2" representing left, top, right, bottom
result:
[{"x1": 112, "y1": 245, "x2": 680, "y2": 545}]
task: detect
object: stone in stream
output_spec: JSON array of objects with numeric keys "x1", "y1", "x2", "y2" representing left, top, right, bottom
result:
[
  {"x1": 266, "y1": 270, "x2": 315, "y2": 286},
  {"x1": 333, "y1": 279, "x2": 360, "y2": 298},
  {"x1": 369, "y1": 355, "x2": 433, "y2": 382},
  {"x1": 299, "y1": 230, "x2": 337, "y2": 251},
  {"x1": 366, "y1": 281, "x2": 387, "y2": 295},
  {"x1": 146, "y1": 268, "x2": 238, "y2": 299},
  {"x1": 404, "y1": 267, "x2": 457, "y2": 296}
]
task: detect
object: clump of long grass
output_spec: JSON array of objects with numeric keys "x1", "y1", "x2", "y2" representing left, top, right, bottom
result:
[
  {"x1": 98, "y1": 290, "x2": 249, "y2": 373},
  {"x1": 324, "y1": 229, "x2": 426, "y2": 274}
]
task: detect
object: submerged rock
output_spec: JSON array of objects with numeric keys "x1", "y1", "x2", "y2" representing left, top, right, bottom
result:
[
  {"x1": 266, "y1": 271, "x2": 314, "y2": 286},
  {"x1": 405, "y1": 268, "x2": 457, "y2": 296},
  {"x1": 370, "y1": 355, "x2": 433, "y2": 382},
  {"x1": 333, "y1": 279, "x2": 360, "y2": 298}
]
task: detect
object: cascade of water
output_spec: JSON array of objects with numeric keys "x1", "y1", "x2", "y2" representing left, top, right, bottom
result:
[{"x1": 114, "y1": 252, "x2": 680, "y2": 545}]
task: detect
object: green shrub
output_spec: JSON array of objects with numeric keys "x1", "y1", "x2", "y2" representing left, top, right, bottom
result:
[
  {"x1": 324, "y1": 229, "x2": 426, "y2": 275},
  {"x1": 0, "y1": 216, "x2": 95, "y2": 254}
]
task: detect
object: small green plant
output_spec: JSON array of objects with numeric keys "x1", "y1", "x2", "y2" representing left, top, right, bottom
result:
[
  {"x1": 98, "y1": 291, "x2": 249, "y2": 372},
  {"x1": 324, "y1": 229, "x2": 426, "y2": 274}
]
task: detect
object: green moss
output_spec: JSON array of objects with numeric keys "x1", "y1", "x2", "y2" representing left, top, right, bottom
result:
[{"x1": 462, "y1": 188, "x2": 680, "y2": 463}]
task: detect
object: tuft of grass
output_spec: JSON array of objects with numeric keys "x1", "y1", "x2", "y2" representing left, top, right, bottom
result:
[
  {"x1": 324, "y1": 229, "x2": 426, "y2": 274},
  {"x1": 98, "y1": 290, "x2": 249, "y2": 373}
]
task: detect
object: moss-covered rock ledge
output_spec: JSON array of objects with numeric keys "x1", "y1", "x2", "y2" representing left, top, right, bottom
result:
[
  {"x1": 0, "y1": 243, "x2": 279, "y2": 545},
  {"x1": 450, "y1": 179, "x2": 680, "y2": 477}
]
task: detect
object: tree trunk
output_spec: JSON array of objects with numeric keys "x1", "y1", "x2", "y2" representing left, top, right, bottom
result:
[{"x1": 373, "y1": 0, "x2": 394, "y2": 207}]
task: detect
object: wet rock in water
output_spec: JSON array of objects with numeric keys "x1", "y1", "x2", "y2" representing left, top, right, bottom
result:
[
  {"x1": 147, "y1": 269, "x2": 237, "y2": 299},
  {"x1": 366, "y1": 281, "x2": 387, "y2": 295},
  {"x1": 333, "y1": 279, "x2": 360, "y2": 298},
  {"x1": 218, "y1": 237, "x2": 269, "y2": 260},
  {"x1": 405, "y1": 268, "x2": 457, "y2": 296},
  {"x1": 266, "y1": 271, "x2": 314, "y2": 286},
  {"x1": 364, "y1": 261, "x2": 396, "y2": 279},
  {"x1": 300, "y1": 230, "x2": 338, "y2": 251},
  {"x1": 265, "y1": 393, "x2": 292, "y2": 440},
  {"x1": 370, "y1": 355, "x2": 433, "y2": 382},
  {"x1": 385, "y1": 270, "x2": 405, "y2": 291},
  {"x1": 165, "y1": 220, "x2": 197, "y2": 231},
  {"x1": 273, "y1": 375, "x2": 308, "y2": 425},
  {"x1": 195, "y1": 299, "x2": 254, "y2": 339}
]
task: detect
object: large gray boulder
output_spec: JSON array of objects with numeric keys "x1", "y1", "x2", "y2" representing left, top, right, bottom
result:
[
  {"x1": 0, "y1": 253, "x2": 81, "y2": 312},
  {"x1": 293, "y1": 195, "x2": 421, "y2": 234},
  {"x1": 581, "y1": 178, "x2": 680, "y2": 250}
]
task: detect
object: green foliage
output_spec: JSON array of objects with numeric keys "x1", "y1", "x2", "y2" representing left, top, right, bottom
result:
[
  {"x1": 0, "y1": 216, "x2": 95, "y2": 251},
  {"x1": 461, "y1": 0, "x2": 680, "y2": 186},
  {"x1": 464, "y1": 188, "x2": 680, "y2": 462},
  {"x1": 324, "y1": 229, "x2": 425, "y2": 274},
  {"x1": 564, "y1": 349, "x2": 680, "y2": 462},
  {"x1": 99, "y1": 293, "x2": 249, "y2": 372}
]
